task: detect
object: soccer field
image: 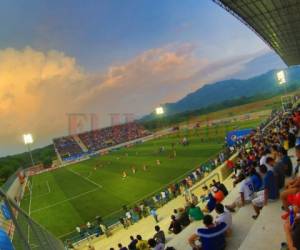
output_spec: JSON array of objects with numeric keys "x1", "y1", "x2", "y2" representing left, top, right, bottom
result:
[{"x1": 20, "y1": 119, "x2": 261, "y2": 238}]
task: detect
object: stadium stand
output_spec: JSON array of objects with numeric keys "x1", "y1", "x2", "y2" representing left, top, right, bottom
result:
[
  {"x1": 53, "y1": 122, "x2": 151, "y2": 162},
  {"x1": 78, "y1": 122, "x2": 150, "y2": 152},
  {"x1": 53, "y1": 136, "x2": 84, "y2": 161}
]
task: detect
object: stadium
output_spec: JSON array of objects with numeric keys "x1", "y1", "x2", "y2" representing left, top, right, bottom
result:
[{"x1": 1, "y1": 1, "x2": 300, "y2": 250}]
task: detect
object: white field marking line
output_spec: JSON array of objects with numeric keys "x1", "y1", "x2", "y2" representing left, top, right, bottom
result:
[
  {"x1": 30, "y1": 187, "x2": 99, "y2": 214},
  {"x1": 46, "y1": 181, "x2": 51, "y2": 193},
  {"x1": 67, "y1": 168, "x2": 103, "y2": 189},
  {"x1": 23, "y1": 181, "x2": 51, "y2": 199}
]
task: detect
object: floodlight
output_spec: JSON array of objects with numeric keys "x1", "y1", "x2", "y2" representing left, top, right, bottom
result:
[
  {"x1": 23, "y1": 134, "x2": 33, "y2": 145},
  {"x1": 155, "y1": 106, "x2": 164, "y2": 115},
  {"x1": 277, "y1": 70, "x2": 286, "y2": 85}
]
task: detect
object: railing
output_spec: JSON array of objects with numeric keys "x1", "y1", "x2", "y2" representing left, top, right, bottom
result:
[
  {"x1": 1, "y1": 168, "x2": 22, "y2": 192},
  {"x1": 0, "y1": 188, "x2": 65, "y2": 250},
  {"x1": 190, "y1": 172, "x2": 221, "y2": 193}
]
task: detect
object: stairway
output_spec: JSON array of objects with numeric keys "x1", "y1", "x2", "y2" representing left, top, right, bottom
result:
[{"x1": 72, "y1": 135, "x2": 89, "y2": 152}]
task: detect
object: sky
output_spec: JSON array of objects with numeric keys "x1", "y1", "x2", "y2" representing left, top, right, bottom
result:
[{"x1": 0, "y1": 0, "x2": 284, "y2": 156}]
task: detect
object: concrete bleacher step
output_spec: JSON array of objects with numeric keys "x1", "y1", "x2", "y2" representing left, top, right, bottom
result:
[
  {"x1": 238, "y1": 200, "x2": 285, "y2": 250},
  {"x1": 226, "y1": 206, "x2": 256, "y2": 250},
  {"x1": 220, "y1": 177, "x2": 257, "y2": 250}
]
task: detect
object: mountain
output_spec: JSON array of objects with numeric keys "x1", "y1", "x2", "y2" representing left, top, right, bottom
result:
[
  {"x1": 143, "y1": 66, "x2": 300, "y2": 120},
  {"x1": 230, "y1": 52, "x2": 285, "y2": 80}
]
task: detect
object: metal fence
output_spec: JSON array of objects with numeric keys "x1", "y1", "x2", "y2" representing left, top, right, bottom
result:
[{"x1": 0, "y1": 188, "x2": 65, "y2": 250}]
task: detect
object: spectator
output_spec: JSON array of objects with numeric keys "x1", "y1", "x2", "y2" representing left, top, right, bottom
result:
[
  {"x1": 283, "y1": 206, "x2": 300, "y2": 250},
  {"x1": 148, "y1": 238, "x2": 164, "y2": 250},
  {"x1": 128, "y1": 236, "x2": 138, "y2": 250},
  {"x1": 281, "y1": 177, "x2": 300, "y2": 211},
  {"x1": 191, "y1": 193, "x2": 199, "y2": 205},
  {"x1": 212, "y1": 186, "x2": 225, "y2": 204},
  {"x1": 153, "y1": 225, "x2": 166, "y2": 244},
  {"x1": 188, "y1": 203, "x2": 204, "y2": 221},
  {"x1": 126, "y1": 210, "x2": 133, "y2": 225},
  {"x1": 225, "y1": 172, "x2": 255, "y2": 212},
  {"x1": 173, "y1": 209, "x2": 180, "y2": 220},
  {"x1": 99, "y1": 223, "x2": 109, "y2": 237},
  {"x1": 270, "y1": 153, "x2": 286, "y2": 189},
  {"x1": 87, "y1": 244, "x2": 95, "y2": 250},
  {"x1": 119, "y1": 217, "x2": 127, "y2": 229},
  {"x1": 213, "y1": 179, "x2": 229, "y2": 197},
  {"x1": 136, "y1": 235, "x2": 150, "y2": 250},
  {"x1": 249, "y1": 168, "x2": 262, "y2": 192},
  {"x1": 281, "y1": 148, "x2": 293, "y2": 177},
  {"x1": 168, "y1": 215, "x2": 182, "y2": 234},
  {"x1": 200, "y1": 186, "x2": 210, "y2": 203},
  {"x1": 118, "y1": 243, "x2": 128, "y2": 250},
  {"x1": 150, "y1": 207, "x2": 159, "y2": 223},
  {"x1": 294, "y1": 144, "x2": 300, "y2": 177},
  {"x1": 215, "y1": 204, "x2": 232, "y2": 235},
  {"x1": 203, "y1": 193, "x2": 217, "y2": 213},
  {"x1": 66, "y1": 240, "x2": 76, "y2": 249},
  {"x1": 188, "y1": 214, "x2": 228, "y2": 250},
  {"x1": 252, "y1": 164, "x2": 279, "y2": 219},
  {"x1": 177, "y1": 207, "x2": 190, "y2": 227}
]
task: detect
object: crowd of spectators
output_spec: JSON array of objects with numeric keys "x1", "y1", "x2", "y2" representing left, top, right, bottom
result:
[
  {"x1": 53, "y1": 136, "x2": 84, "y2": 161},
  {"x1": 106, "y1": 109, "x2": 300, "y2": 250},
  {"x1": 79, "y1": 123, "x2": 151, "y2": 152},
  {"x1": 216, "y1": 109, "x2": 300, "y2": 250},
  {"x1": 54, "y1": 123, "x2": 151, "y2": 161}
]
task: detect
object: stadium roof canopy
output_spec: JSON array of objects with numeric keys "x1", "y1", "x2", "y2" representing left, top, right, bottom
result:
[{"x1": 213, "y1": 0, "x2": 300, "y2": 66}]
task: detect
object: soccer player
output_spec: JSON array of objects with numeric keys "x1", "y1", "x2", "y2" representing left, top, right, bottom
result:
[
  {"x1": 122, "y1": 171, "x2": 127, "y2": 179},
  {"x1": 156, "y1": 159, "x2": 161, "y2": 166},
  {"x1": 143, "y1": 164, "x2": 147, "y2": 171},
  {"x1": 131, "y1": 166, "x2": 136, "y2": 174}
]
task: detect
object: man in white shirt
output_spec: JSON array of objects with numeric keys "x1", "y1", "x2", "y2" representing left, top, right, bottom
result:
[
  {"x1": 225, "y1": 174, "x2": 255, "y2": 212},
  {"x1": 126, "y1": 211, "x2": 132, "y2": 225},
  {"x1": 215, "y1": 203, "x2": 232, "y2": 235}
]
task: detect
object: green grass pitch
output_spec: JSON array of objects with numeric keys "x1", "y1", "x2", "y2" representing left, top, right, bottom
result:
[{"x1": 20, "y1": 119, "x2": 260, "y2": 238}]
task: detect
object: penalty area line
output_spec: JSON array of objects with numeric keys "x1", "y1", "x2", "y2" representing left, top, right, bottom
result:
[
  {"x1": 30, "y1": 188, "x2": 99, "y2": 214},
  {"x1": 67, "y1": 168, "x2": 103, "y2": 189}
]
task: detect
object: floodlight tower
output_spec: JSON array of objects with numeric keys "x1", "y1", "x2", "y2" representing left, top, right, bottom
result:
[
  {"x1": 23, "y1": 133, "x2": 35, "y2": 167},
  {"x1": 155, "y1": 106, "x2": 164, "y2": 115},
  {"x1": 277, "y1": 70, "x2": 286, "y2": 85},
  {"x1": 276, "y1": 70, "x2": 293, "y2": 111},
  {"x1": 155, "y1": 106, "x2": 165, "y2": 132}
]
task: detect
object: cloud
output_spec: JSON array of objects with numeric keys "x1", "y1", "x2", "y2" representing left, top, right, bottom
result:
[{"x1": 0, "y1": 45, "x2": 267, "y2": 155}]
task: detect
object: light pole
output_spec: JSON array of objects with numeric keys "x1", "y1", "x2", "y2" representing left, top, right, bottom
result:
[
  {"x1": 23, "y1": 134, "x2": 35, "y2": 167},
  {"x1": 155, "y1": 106, "x2": 164, "y2": 116},
  {"x1": 276, "y1": 70, "x2": 294, "y2": 112},
  {"x1": 277, "y1": 70, "x2": 287, "y2": 94},
  {"x1": 155, "y1": 106, "x2": 164, "y2": 131}
]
